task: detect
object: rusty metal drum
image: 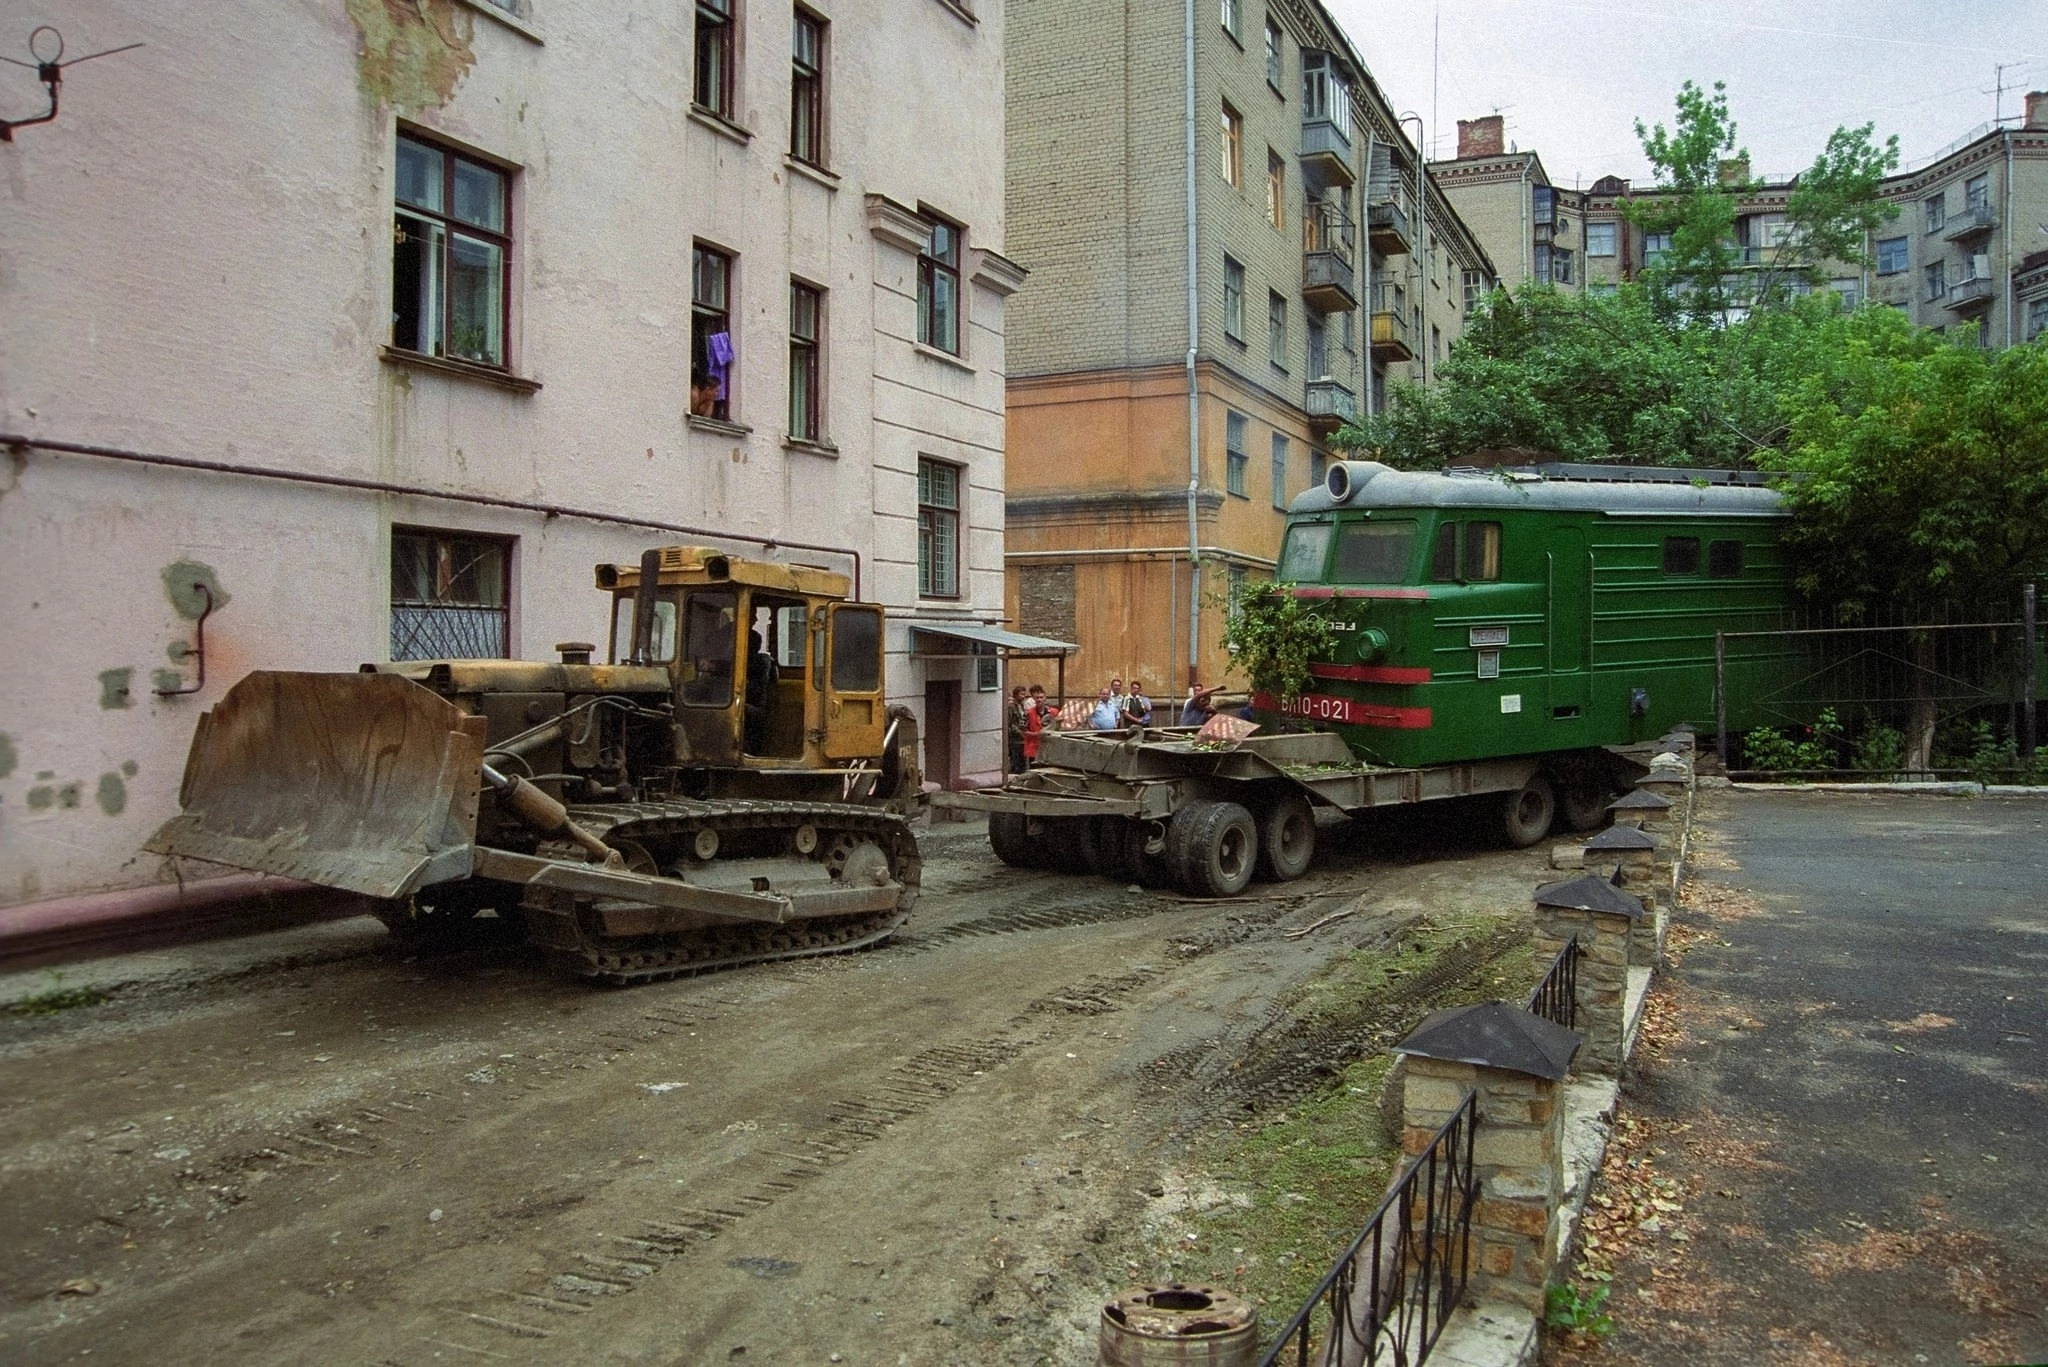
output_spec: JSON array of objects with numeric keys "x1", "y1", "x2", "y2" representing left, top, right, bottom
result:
[{"x1": 1099, "y1": 1283, "x2": 1257, "y2": 1366}]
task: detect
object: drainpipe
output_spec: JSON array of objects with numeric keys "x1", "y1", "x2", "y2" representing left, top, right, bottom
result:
[
  {"x1": 2005, "y1": 129, "x2": 2016, "y2": 348},
  {"x1": 1361, "y1": 126, "x2": 1376, "y2": 419},
  {"x1": 1183, "y1": 0, "x2": 1202, "y2": 691},
  {"x1": 1399, "y1": 113, "x2": 1427, "y2": 384}
]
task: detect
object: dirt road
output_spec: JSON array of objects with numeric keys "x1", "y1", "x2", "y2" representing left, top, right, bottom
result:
[{"x1": 1, "y1": 813, "x2": 1549, "y2": 1366}]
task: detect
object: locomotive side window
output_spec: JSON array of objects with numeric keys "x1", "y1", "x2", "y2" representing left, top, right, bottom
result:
[
  {"x1": 1662, "y1": 537, "x2": 1701, "y2": 575},
  {"x1": 1332, "y1": 520, "x2": 1417, "y2": 584},
  {"x1": 1277, "y1": 522, "x2": 1334, "y2": 581},
  {"x1": 1429, "y1": 524, "x2": 1458, "y2": 582},
  {"x1": 1708, "y1": 540, "x2": 1744, "y2": 578},
  {"x1": 1461, "y1": 522, "x2": 1502, "y2": 581}
]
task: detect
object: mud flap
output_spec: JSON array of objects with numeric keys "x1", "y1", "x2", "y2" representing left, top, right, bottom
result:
[{"x1": 144, "y1": 671, "x2": 487, "y2": 899}]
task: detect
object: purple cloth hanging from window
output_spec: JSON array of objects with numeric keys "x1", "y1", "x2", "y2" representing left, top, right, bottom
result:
[{"x1": 708, "y1": 331, "x2": 734, "y2": 400}]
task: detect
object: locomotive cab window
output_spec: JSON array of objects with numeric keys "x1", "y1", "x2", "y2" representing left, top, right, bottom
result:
[
  {"x1": 1277, "y1": 521, "x2": 1334, "y2": 581},
  {"x1": 1332, "y1": 520, "x2": 1417, "y2": 584},
  {"x1": 1429, "y1": 524, "x2": 1457, "y2": 582},
  {"x1": 1662, "y1": 537, "x2": 1701, "y2": 575},
  {"x1": 1708, "y1": 540, "x2": 1744, "y2": 578},
  {"x1": 1461, "y1": 522, "x2": 1502, "y2": 581}
]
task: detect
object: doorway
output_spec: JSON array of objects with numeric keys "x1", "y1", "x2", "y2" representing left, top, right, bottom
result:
[{"x1": 924, "y1": 679, "x2": 961, "y2": 790}]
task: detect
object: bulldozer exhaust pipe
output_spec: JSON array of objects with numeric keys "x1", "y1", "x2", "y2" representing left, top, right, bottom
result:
[{"x1": 481, "y1": 764, "x2": 619, "y2": 866}]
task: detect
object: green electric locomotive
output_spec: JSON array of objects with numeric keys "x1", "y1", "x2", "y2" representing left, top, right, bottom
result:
[{"x1": 1263, "y1": 461, "x2": 1795, "y2": 789}]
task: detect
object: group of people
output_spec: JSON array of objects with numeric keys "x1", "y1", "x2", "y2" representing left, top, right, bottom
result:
[{"x1": 1006, "y1": 676, "x2": 1233, "y2": 771}]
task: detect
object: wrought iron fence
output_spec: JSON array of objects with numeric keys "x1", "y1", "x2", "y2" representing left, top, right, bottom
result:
[
  {"x1": 1526, "y1": 936, "x2": 1580, "y2": 1030},
  {"x1": 1258, "y1": 1090, "x2": 1479, "y2": 1367},
  {"x1": 1712, "y1": 591, "x2": 2042, "y2": 780}
]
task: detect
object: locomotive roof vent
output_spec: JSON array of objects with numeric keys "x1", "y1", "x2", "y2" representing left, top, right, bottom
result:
[{"x1": 1325, "y1": 460, "x2": 1389, "y2": 503}]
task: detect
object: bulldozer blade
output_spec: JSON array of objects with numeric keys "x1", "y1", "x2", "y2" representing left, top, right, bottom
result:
[{"x1": 145, "y1": 671, "x2": 488, "y2": 900}]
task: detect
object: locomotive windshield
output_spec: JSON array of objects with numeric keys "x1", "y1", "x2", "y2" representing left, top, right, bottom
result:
[
  {"x1": 1277, "y1": 521, "x2": 1333, "y2": 581},
  {"x1": 1331, "y1": 520, "x2": 1418, "y2": 584}
]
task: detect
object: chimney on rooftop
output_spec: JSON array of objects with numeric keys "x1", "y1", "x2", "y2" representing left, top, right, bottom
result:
[
  {"x1": 2027, "y1": 90, "x2": 2048, "y2": 129},
  {"x1": 1457, "y1": 115, "x2": 1505, "y2": 159}
]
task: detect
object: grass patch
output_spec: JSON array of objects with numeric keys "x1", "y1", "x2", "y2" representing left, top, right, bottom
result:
[
  {"x1": 5, "y1": 974, "x2": 111, "y2": 1018},
  {"x1": 1125, "y1": 1054, "x2": 1400, "y2": 1330},
  {"x1": 1293, "y1": 911, "x2": 1540, "y2": 1025}
]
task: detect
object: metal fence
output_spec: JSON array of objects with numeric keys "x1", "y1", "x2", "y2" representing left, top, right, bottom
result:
[
  {"x1": 1713, "y1": 589, "x2": 2041, "y2": 779},
  {"x1": 1258, "y1": 1090, "x2": 1479, "y2": 1367},
  {"x1": 1526, "y1": 937, "x2": 1580, "y2": 1030}
]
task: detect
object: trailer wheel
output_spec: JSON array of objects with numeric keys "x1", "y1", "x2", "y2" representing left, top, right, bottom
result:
[
  {"x1": 1499, "y1": 773, "x2": 1557, "y2": 848},
  {"x1": 1043, "y1": 818, "x2": 1094, "y2": 875},
  {"x1": 1556, "y1": 778, "x2": 1614, "y2": 834},
  {"x1": 1169, "y1": 801, "x2": 1258, "y2": 898},
  {"x1": 988, "y1": 812, "x2": 1034, "y2": 867},
  {"x1": 1257, "y1": 796, "x2": 1316, "y2": 881}
]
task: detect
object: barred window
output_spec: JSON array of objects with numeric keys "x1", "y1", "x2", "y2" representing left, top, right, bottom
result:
[
  {"x1": 918, "y1": 458, "x2": 962, "y2": 597},
  {"x1": 391, "y1": 528, "x2": 511, "y2": 661}
]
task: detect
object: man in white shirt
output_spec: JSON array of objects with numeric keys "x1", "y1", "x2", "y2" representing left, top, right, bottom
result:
[{"x1": 1089, "y1": 688, "x2": 1122, "y2": 730}]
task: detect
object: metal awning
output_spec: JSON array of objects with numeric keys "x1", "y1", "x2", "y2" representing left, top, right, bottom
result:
[{"x1": 909, "y1": 623, "x2": 1076, "y2": 659}]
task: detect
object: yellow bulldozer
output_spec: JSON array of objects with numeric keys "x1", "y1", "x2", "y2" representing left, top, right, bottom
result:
[{"x1": 145, "y1": 547, "x2": 925, "y2": 982}]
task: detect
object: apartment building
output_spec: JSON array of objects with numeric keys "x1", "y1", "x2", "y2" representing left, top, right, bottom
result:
[
  {"x1": 1444, "y1": 97, "x2": 2048, "y2": 345},
  {"x1": 1430, "y1": 115, "x2": 1588, "y2": 294},
  {"x1": 0, "y1": 0, "x2": 1021, "y2": 907},
  {"x1": 1002, "y1": 0, "x2": 1495, "y2": 698}
]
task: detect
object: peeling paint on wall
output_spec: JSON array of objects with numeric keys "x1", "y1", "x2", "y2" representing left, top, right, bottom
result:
[
  {"x1": 151, "y1": 668, "x2": 187, "y2": 695},
  {"x1": 99, "y1": 667, "x2": 135, "y2": 710},
  {"x1": 96, "y1": 772, "x2": 127, "y2": 816},
  {"x1": 345, "y1": 0, "x2": 477, "y2": 113},
  {"x1": 121, "y1": 760, "x2": 139, "y2": 778},
  {"x1": 162, "y1": 560, "x2": 230, "y2": 621},
  {"x1": 0, "y1": 734, "x2": 15, "y2": 780}
]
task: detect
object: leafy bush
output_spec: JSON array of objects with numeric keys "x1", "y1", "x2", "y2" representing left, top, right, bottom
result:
[
  {"x1": 1849, "y1": 720, "x2": 1906, "y2": 779},
  {"x1": 1741, "y1": 706, "x2": 1839, "y2": 775},
  {"x1": 1220, "y1": 581, "x2": 1339, "y2": 703}
]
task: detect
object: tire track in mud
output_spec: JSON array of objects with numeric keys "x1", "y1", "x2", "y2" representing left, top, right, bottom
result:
[
  {"x1": 1143, "y1": 921, "x2": 1528, "y2": 1132},
  {"x1": 423, "y1": 966, "x2": 1191, "y2": 1356}
]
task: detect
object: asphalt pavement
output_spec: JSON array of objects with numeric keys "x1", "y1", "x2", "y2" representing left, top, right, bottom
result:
[{"x1": 1579, "y1": 789, "x2": 2048, "y2": 1366}]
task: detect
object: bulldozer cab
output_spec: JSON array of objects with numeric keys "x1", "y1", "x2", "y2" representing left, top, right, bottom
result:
[{"x1": 601, "y1": 548, "x2": 883, "y2": 769}]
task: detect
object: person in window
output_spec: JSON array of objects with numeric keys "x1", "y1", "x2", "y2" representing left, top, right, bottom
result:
[
  {"x1": 690, "y1": 368, "x2": 720, "y2": 418},
  {"x1": 1121, "y1": 679, "x2": 1154, "y2": 728},
  {"x1": 1089, "y1": 687, "x2": 1122, "y2": 731},
  {"x1": 742, "y1": 627, "x2": 778, "y2": 753}
]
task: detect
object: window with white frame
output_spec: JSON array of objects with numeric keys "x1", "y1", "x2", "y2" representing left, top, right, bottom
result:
[
  {"x1": 393, "y1": 134, "x2": 511, "y2": 368},
  {"x1": 1463, "y1": 269, "x2": 1486, "y2": 313},
  {"x1": 1268, "y1": 290, "x2": 1287, "y2": 369},
  {"x1": 1223, "y1": 256, "x2": 1245, "y2": 340},
  {"x1": 918, "y1": 215, "x2": 962, "y2": 354},
  {"x1": 1965, "y1": 173, "x2": 1990, "y2": 213},
  {"x1": 1924, "y1": 191, "x2": 1946, "y2": 233},
  {"x1": 2027, "y1": 294, "x2": 2048, "y2": 341},
  {"x1": 695, "y1": 0, "x2": 735, "y2": 118},
  {"x1": 1221, "y1": 0, "x2": 1241, "y2": 41},
  {"x1": 1924, "y1": 259, "x2": 1946, "y2": 301},
  {"x1": 1264, "y1": 15, "x2": 1283, "y2": 90},
  {"x1": 1225, "y1": 411, "x2": 1248, "y2": 497},
  {"x1": 1270, "y1": 432, "x2": 1289, "y2": 510},
  {"x1": 1876, "y1": 236, "x2": 1908, "y2": 275},
  {"x1": 917, "y1": 458, "x2": 961, "y2": 597},
  {"x1": 1643, "y1": 231, "x2": 1671, "y2": 264},
  {"x1": 1586, "y1": 221, "x2": 1616, "y2": 257}
]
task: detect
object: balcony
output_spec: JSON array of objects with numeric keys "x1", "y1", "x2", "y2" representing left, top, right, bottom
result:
[
  {"x1": 1367, "y1": 197, "x2": 1412, "y2": 257},
  {"x1": 1944, "y1": 203, "x2": 1997, "y2": 242},
  {"x1": 1302, "y1": 205, "x2": 1358, "y2": 313},
  {"x1": 1946, "y1": 273, "x2": 1995, "y2": 310},
  {"x1": 1301, "y1": 117, "x2": 1354, "y2": 190},
  {"x1": 1305, "y1": 378, "x2": 1358, "y2": 435},
  {"x1": 1370, "y1": 305, "x2": 1413, "y2": 361}
]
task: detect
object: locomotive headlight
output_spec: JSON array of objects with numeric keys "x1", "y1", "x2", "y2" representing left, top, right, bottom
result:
[{"x1": 1355, "y1": 628, "x2": 1390, "y2": 661}]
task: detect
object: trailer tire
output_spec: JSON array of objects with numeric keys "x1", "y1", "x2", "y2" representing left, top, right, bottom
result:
[
  {"x1": 1256, "y1": 796, "x2": 1316, "y2": 881},
  {"x1": 1044, "y1": 818, "x2": 1094, "y2": 875},
  {"x1": 988, "y1": 812, "x2": 1034, "y2": 868},
  {"x1": 1169, "y1": 800, "x2": 1258, "y2": 898},
  {"x1": 1500, "y1": 773, "x2": 1557, "y2": 848},
  {"x1": 1556, "y1": 778, "x2": 1614, "y2": 834}
]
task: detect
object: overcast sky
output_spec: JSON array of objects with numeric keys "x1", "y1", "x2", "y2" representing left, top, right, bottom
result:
[{"x1": 1323, "y1": 0, "x2": 2044, "y2": 187}]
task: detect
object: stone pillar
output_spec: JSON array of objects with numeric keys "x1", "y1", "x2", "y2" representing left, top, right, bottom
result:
[
  {"x1": 1397, "y1": 1003, "x2": 1581, "y2": 1311},
  {"x1": 1531, "y1": 872, "x2": 1645, "y2": 1077}
]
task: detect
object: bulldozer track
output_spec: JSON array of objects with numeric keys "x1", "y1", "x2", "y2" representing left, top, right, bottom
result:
[{"x1": 546, "y1": 800, "x2": 921, "y2": 985}]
